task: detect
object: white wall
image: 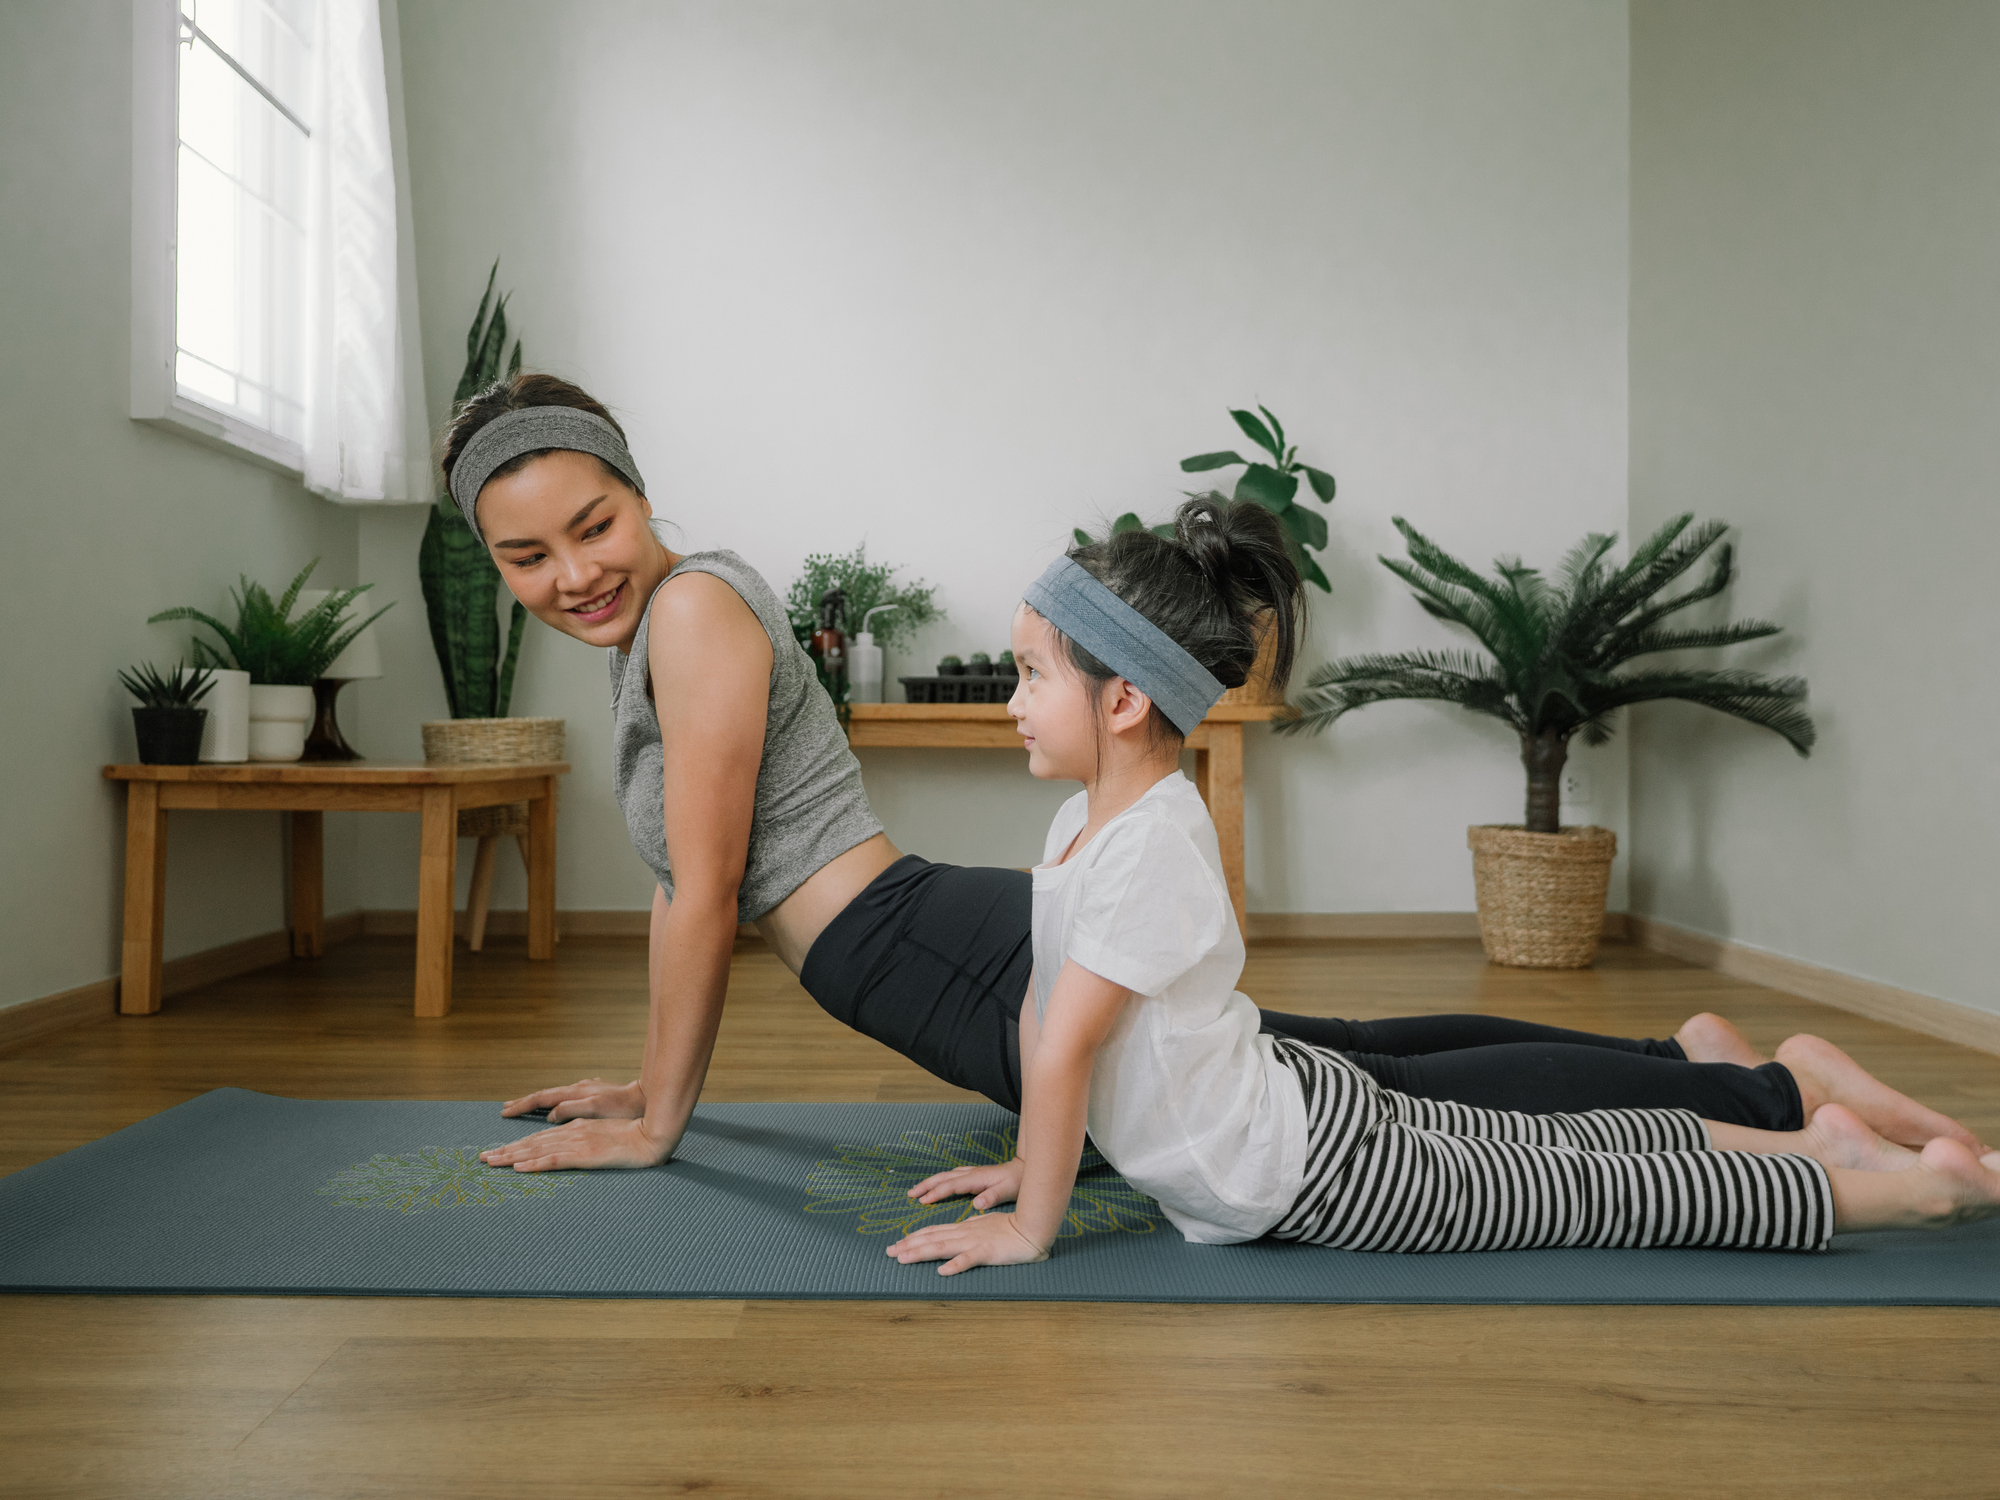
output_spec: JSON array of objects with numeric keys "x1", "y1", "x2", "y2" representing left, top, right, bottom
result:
[
  {"x1": 360, "y1": 0, "x2": 1634, "y2": 919},
  {"x1": 0, "y1": 2, "x2": 365, "y2": 1010},
  {"x1": 1629, "y1": 1, "x2": 2000, "y2": 1013}
]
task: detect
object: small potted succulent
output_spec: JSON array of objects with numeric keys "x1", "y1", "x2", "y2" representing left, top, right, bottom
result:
[
  {"x1": 997, "y1": 650, "x2": 1018, "y2": 677},
  {"x1": 1284, "y1": 514, "x2": 1814, "y2": 969},
  {"x1": 149, "y1": 561, "x2": 389, "y2": 763},
  {"x1": 118, "y1": 661, "x2": 215, "y2": 765},
  {"x1": 967, "y1": 652, "x2": 994, "y2": 677},
  {"x1": 937, "y1": 655, "x2": 965, "y2": 677}
]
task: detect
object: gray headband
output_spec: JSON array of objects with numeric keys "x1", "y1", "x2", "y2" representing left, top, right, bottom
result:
[
  {"x1": 1022, "y1": 556, "x2": 1224, "y2": 735},
  {"x1": 448, "y1": 407, "x2": 646, "y2": 541}
]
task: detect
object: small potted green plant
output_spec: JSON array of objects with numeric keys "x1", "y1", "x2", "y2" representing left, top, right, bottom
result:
[
  {"x1": 118, "y1": 661, "x2": 215, "y2": 765},
  {"x1": 967, "y1": 652, "x2": 994, "y2": 678},
  {"x1": 937, "y1": 655, "x2": 965, "y2": 677},
  {"x1": 1284, "y1": 514, "x2": 1814, "y2": 969},
  {"x1": 149, "y1": 561, "x2": 389, "y2": 762}
]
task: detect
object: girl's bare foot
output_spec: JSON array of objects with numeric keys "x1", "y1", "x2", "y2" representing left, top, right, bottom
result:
[
  {"x1": 1674, "y1": 1012, "x2": 1766, "y2": 1067},
  {"x1": 1776, "y1": 1034, "x2": 1985, "y2": 1153},
  {"x1": 1916, "y1": 1138, "x2": 2000, "y2": 1226},
  {"x1": 1800, "y1": 1104, "x2": 1920, "y2": 1172}
]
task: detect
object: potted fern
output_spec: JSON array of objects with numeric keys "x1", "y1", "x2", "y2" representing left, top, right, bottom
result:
[
  {"x1": 417, "y1": 263, "x2": 563, "y2": 771},
  {"x1": 1285, "y1": 514, "x2": 1814, "y2": 968},
  {"x1": 149, "y1": 562, "x2": 388, "y2": 762}
]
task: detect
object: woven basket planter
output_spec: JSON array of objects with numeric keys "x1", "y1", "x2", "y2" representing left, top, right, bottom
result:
[
  {"x1": 1467, "y1": 824, "x2": 1617, "y2": 969},
  {"x1": 421, "y1": 717, "x2": 565, "y2": 839}
]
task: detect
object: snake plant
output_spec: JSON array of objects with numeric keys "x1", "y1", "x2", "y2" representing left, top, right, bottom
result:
[{"x1": 418, "y1": 261, "x2": 527, "y2": 719}]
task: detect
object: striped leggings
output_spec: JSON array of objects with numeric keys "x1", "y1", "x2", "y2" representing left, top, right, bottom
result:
[{"x1": 1268, "y1": 1040, "x2": 1835, "y2": 1253}]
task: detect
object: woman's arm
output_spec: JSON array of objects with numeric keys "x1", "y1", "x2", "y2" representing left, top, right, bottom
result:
[
  {"x1": 483, "y1": 573, "x2": 771, "y2": 1172},
  {"x1": 889, "y1": 961, "x2": 1129, "y2": 1274}
]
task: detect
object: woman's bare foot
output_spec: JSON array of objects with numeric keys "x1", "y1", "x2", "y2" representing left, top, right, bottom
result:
[
  {"x1": 1674, "y1": 1012, "x2": 1766, "y2": 1067},
  {"x1": 1776, "y1": 1034, "x2": 1984, "y2": 1153},
  {"x1": 1799, "y1": 1104, "x2": 1920, "y2": 1172},
  {"x1": 1830, "y1": 1137, "x2": 2000, "y2": 1233}
]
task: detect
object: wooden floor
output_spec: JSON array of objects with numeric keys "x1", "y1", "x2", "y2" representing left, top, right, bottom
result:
[{"x1": 4, "y1": 935, "x2": 1998, "y2": 1498}]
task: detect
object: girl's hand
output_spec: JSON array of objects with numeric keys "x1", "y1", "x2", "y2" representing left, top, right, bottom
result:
[
  {"x1": 479, "y1": 1116, "x2": 674, "y2": 1172},
  {"x1": 907, "y1": 1157, "x2": 1026, "y2": 1210},
  {"x1": 888, "y1": 1212, "x2": 1050, "y2": 1276},
  {"x1": 500, "y1": 1078, "x2": 644, "y2": 1122}
]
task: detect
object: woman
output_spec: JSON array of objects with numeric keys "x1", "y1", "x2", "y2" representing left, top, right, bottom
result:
[{"x1": 443, "y1": 374, "x2": 1973, "y2": 1174}]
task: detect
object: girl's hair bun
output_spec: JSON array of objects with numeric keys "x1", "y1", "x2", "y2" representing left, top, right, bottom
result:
[{"x1": 1060, "y1": 492, "x2": 1307, "y2": 735}]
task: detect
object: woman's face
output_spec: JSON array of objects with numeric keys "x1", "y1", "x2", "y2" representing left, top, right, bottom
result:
[
  {"x1": 476, "y1": 449, "x2": 671, "y2": 653},
  {"x1": 1007, "y1": 605, "x2": 1103, "y2": 783}
]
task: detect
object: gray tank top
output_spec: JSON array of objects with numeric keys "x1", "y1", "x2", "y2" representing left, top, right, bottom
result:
[{"x1": 609, "y1": 543, "x2": 883, "y2": 922}]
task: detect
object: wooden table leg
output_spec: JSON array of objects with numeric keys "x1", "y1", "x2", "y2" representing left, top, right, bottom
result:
[
  {"x1": 415, "y1": 785, "x2": 457, "y2": 1018},
  {"x1": 1200, "y1": 723, "x2": 1247, "y2": 936},
  {"x1": 465, "y1": 835, "x2": 499, "y2": 953},
  {"x1": 289, "y1": 810, "x2": 324, "y2": 958},
  {"x1": 119, "y1": 781, "x2": 167, "y2": 1016},
  {"x1": 526, "y1": 776, "x2": 556, "y2": 961}
]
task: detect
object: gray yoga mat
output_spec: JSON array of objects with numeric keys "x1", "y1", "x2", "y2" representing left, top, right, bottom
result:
[{"x1": 1, "y1": 1089, "x2": 1995, "y2": 1303}]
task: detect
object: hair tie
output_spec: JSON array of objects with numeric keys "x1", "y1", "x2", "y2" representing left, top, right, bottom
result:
[
  {"x1": 448, "y1": 407, "x2": 646, "y2": 542},
  {"x1": 1021, "y1": 557, "x2": 1224, "y2": 734}
]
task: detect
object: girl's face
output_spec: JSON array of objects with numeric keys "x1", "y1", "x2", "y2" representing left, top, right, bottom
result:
[
  {"x1": 476, "y1": 449, "x2": 671, "y2": 653},
  {"x1": 1008, "y1": 605, "x2": 1105, "y2": 782}
]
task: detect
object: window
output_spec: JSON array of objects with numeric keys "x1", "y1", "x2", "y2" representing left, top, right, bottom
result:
[
  {"x1": 131, "y1": 0, "x2": 318, "y2": 471},
  {"x1": 174, "y1": 0, "x2": 315, "y2": 446}
]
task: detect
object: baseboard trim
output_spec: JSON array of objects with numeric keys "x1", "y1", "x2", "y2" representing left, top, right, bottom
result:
[
  {"x1": 1, "y1": 910, "x2": 368, "y2": 1053},
  {"x1": 358, "y1": 908, "x2": 654, "y2": 939},
  {"x1": 1627, "y1": 915, "x2": 2000, "y2": 1059},
  {"x1": 1246, "y1": 912, "x2": 1630, "y2": 942}
]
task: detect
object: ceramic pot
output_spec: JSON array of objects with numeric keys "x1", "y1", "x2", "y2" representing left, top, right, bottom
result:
[
  {"x1": 197, "y1": 668, "x2": 251, "y2": 762},
  {"x1": 248, "y1": 684, "x2": 315, "y2": 762}
]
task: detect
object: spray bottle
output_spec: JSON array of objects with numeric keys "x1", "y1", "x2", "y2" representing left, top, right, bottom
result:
[{"x1": 848, "y1": 603, "x2": 900, "y2": 704}]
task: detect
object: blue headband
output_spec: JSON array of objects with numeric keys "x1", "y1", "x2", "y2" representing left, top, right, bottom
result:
[
  {"x1": 1022, "y1": 556, "x2": 1225, "y2": 735},
  {"x1": 448, "y1": 406, "x2": 646, "y2": 543}
]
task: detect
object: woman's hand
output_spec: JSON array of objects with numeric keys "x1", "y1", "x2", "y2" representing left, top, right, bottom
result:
[
  {"x1": 888, "y1": 1213, "x2": 1050, "y2": 1276},
  {"x1": 499, "y1": 1078, "x2": 644, "y2": 1122},
  {"x1": 479, "y1": 1116, "x2": 675, "y2": 1172},
  {"x1": 907, "y1": 1158, "x2": 1026, "y2": 1210}
]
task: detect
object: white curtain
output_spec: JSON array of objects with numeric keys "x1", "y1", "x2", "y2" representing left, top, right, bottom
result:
[{"x1": 303, "y1": 0, "x2": 426, "y2": 503}]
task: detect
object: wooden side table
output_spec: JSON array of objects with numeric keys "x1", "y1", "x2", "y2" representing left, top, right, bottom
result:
[
  {"x1": 103, "y1": 761, "x2": 568, "y2": 1019},
  {"x1": 845, "y1": 703, "x2": 1289, "y2": 932}
]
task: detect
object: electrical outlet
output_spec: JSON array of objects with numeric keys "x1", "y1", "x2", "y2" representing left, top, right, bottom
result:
[{"x1": 1561, "y1": 768, "x2": 1593, "y2": 804}]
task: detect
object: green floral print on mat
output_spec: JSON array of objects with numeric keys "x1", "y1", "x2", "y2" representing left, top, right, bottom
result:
[
  {"x1": 804, "y1": 1127, "x2": 1163, "y2": 1240},
  {"x1": 319, "y1": 1146, "x2": 584, "y2": 1215}
]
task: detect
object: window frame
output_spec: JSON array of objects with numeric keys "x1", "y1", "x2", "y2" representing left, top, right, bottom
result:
[{"x1": 129, "y1": 0, "x2": 308, "y2": 476}]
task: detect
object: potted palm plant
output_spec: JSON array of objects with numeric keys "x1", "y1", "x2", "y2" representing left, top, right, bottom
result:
[
  {"x1": 1285, "y1": 514, "x2": 1815, "y2": 968},
  {"x1": 416, "y1": 263, "x2": 563, "y2": 772}
]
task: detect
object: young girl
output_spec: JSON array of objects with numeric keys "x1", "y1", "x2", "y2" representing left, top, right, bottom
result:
[{"x1": 888, "y1": 497, "x2": 2000, "y2": 1274}]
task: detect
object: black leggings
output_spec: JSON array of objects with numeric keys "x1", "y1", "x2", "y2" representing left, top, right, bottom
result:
[{"x1": 800, "y1": 857, "x2": 1802, "y2": 1132}]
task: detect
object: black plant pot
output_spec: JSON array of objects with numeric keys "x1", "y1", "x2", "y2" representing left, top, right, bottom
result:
[{"x1": 133, "y1": 707, "x2": 207, "y2": 765}]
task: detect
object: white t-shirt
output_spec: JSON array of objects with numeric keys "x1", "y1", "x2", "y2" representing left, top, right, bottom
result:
[{"x1": 1032, "y1": 772, "x2": 1307, "y2": 1244}]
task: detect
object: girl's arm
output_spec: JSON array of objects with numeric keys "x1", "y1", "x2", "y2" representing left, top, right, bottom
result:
[
  {"x1": 889, "y1": 960, "x2": 1130, "y2": 1274},
  {"x1": 483, "y1": 574, "x2": 771, "y2": 1172}
]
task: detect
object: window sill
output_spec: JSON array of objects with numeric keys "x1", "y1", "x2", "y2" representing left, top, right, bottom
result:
[{"x1": 135, "y1": 394, "x2": 305, "y2": 479}]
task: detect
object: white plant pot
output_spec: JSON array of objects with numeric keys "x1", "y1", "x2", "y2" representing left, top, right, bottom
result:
[
  {"x1": 247, "y1": 684, "x2": 314, "y2": 762},
  {"x1": 197, "y1": 669, "x2": 252, "y2": 762}
]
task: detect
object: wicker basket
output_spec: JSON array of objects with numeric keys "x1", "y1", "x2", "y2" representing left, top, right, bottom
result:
[
  {"x1": 1218, "y1": 614, "x2": 1287, "y2": 708},
  {"x1": 1467, "y1": 824, "x2": 1617, "y2": 969},
  {"x1": 421, "y1": 717, "x2": 565, "y2": 838}
]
